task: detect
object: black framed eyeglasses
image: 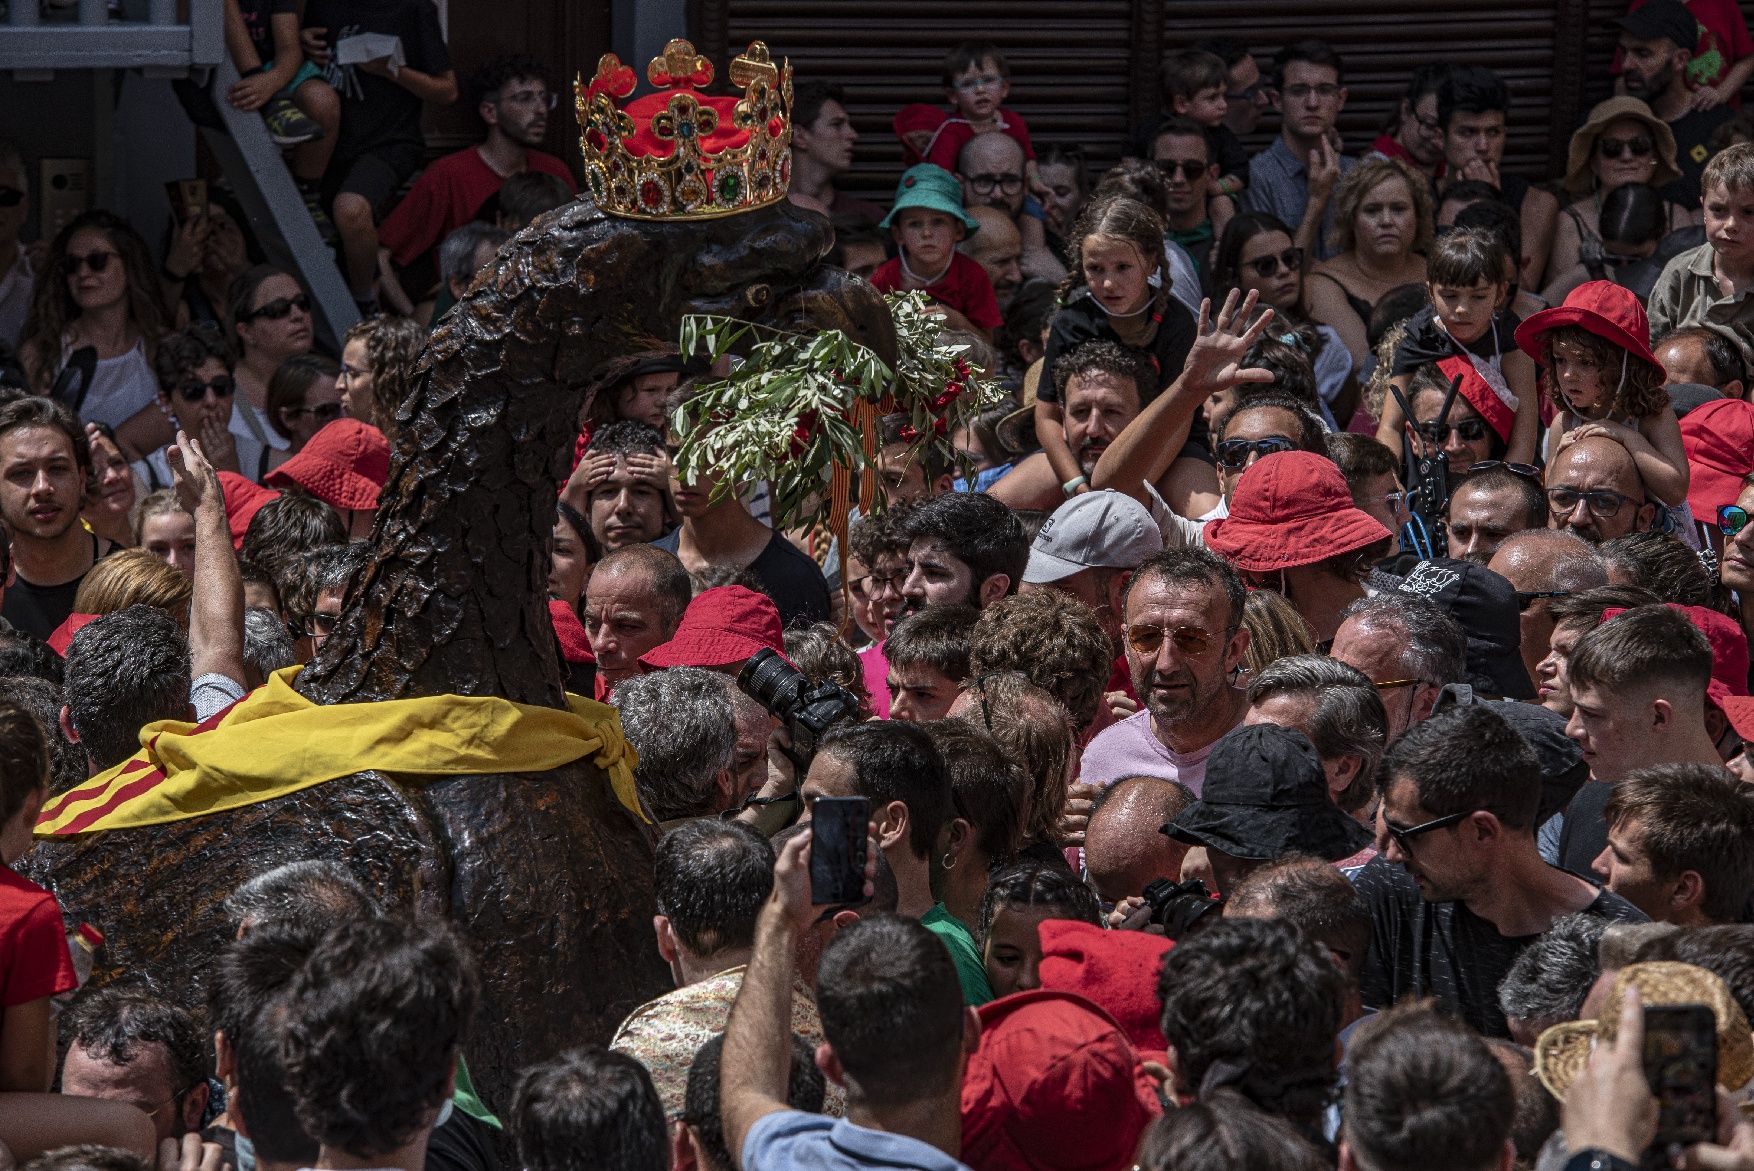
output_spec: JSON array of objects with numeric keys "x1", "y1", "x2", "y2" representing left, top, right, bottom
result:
[
  {"x1": 1245, "y1": 247, "x2": 1303, "y2": 279},
  {"x1": 1154, "y1": 159, "x2": 1208, "y2": 182},
  {"x1": 176, "y1": 375, "x2": 235, "y2": 403},
  {"x1": 1414, "y1": 418, "x2": 1490, "y2": 444},
  {"x1": 1721, "y1": 504, "x2": 1750, "y2": 538},
  {"x1": 968, "y1": 173, "x2": 1024, "y2": 196},
  {"x1": 1383, "y1": 808, "x2": 1474, "y2": 854},
  {"x1": 240, "y1": 292, "x2": 310, "y2": 322},
  {"x1": 307, "y1": 611, "x2": 340, "y2": 635},
  {"x1": 1546, "y1": 486, "x2": 1635, "y2": 519},
  {"x1": 1516, "y1": 590, "x2": 1570, "y2": 612},
  {"x1": 1215, "y1": 435, "x2": 1294, "y2": 470}
]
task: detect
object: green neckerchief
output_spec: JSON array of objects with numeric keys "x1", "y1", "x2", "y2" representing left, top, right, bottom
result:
[{"x1": 453, "y1": 1053, "x2": 503, "y2": 1130}]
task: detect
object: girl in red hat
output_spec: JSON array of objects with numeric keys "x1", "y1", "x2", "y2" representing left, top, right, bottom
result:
[{"x1": 1515, "y1": 280, "x2": 1691, "y2": 514}]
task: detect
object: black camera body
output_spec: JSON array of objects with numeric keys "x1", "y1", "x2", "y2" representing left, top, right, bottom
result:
[
  {"x1": 737, "y1": 648, "x2": 861, "y2": 771},
  {"x1": 1140, "y1": 877, "x2": 1225, "y2": 940}
]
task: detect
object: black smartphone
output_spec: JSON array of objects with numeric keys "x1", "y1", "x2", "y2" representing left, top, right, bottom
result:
[
  {"x1": 1641, "y1": 1003, "x2": 1718, "y2": 1169},
  {"x1": 809, "y1": 796, "x2": 869, "y2": 906}
]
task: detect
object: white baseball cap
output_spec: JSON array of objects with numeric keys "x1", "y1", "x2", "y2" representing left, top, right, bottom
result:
[{"x1": 1023, "y1": 490, "x2": 1163, "y2": 584}]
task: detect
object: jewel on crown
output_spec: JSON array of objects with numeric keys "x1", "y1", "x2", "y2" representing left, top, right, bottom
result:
[{"x1": 574, "y1": 38, "x2": 794, "y2": 221}]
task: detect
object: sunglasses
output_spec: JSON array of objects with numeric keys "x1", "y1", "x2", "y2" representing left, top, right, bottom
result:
[
  {"x1": 1155, "y1": 159, "x2": 1209, "y2": 182},
  {"x1": 1597, "y1": 135, "x2": 1654, "y2": 160},
  {"x1": 292, "y1": 401, "x2": 344, "y2": 422},
  {"x1": 1465, "y1": 460, "x2": 1540, "y2": 479},
  {"x1": 1215, "y1": 435, "x2": 1294, "y2": 469},
  {"x1": 62, "y1": 250, "x2": 118, "y2": 277},
  {"x1": 1721, "y1": 504, "x2": 1751, "y2": 537},
  {"x1": 1515, "y1": 589, "x2": 1571, "y2": 612},
  {"x1": 1414, "y1": 418, "x2": 1490, "y2": 444},
  {"x1": 1245, "y1": 247, "x2": 1304, "y2": 279},
  {"x1": 1382, "y1": 808, "x2": 1475, "y2": 854},
  {"x1": 176, "y1": 375, "x2": 235, "y2": 403},
  {"x1": 240, "y1": 292, "x2": 311, "y2": 323},
  {"x1": 0, "y1": 187, "x2": 23, "y2": 208},
  {"x1": 1124, "y1": 623, "x2": 1225, "y2": 657},
  {"x1": 1546, "y1": 486, "x2": 1635, "y2": 519}
]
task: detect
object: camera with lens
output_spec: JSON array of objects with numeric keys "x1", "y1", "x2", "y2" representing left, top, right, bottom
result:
[
  {"x1": 1140, "y1": 877, "x2": 1225, "y2": 940},
  {"x1": 737, "y1": 648, "x2": 861, "y2": 772}
]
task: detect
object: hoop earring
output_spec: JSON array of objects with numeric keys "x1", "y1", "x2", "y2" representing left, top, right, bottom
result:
[{"x1": 940, "y1": 852, "x2": 957, "y2": 870}]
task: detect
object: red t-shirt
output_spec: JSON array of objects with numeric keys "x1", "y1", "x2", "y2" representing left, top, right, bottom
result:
[
  {"x1": 378, "y1": 146, "x2": 578, "y2": 267},
  {"x1": 892, "y1": 104, "x2": 1036, "y2": 170},
  {"x1": 870, "y1": 252, "x2": 1003, "y2": 332},
  {"x1": 1, "y1": 865, "x2": 76, "y2": 1007}
]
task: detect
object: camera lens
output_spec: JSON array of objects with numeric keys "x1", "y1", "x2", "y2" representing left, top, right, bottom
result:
[{"x1": 738, "y1": 648, "x2": 806, "y2": 714}]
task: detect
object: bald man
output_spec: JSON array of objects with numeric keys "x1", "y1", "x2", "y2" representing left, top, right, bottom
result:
[
  {"x1": 1487, "y1": 530, "x2": 1608, "y2": 689},
  {"x1": 1544, "y1": 436, "x2": 1656, "y2": 544},
  {"x1": 956, "y1": 131, "x2": 1065, "y2": 284},
  {"x1": 1083, "y1": 775, "x2": 1195, "y2": 904},
  {"x1": 959, "y1": 206, "x2": 1023, "y2": 309}
]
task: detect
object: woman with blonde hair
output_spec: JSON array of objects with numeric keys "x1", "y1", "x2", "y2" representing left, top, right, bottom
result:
[
  {"x1": 1306, "y1": 157, "x2": 1432, "y2": 366},
  {"x1": 72, "y1": 547, "x2": 192, "y2": 621}
]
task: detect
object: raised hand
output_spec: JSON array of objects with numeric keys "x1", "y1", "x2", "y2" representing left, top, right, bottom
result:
[
  {"x1": 164, "y1": 430, "x2": 223, "y2": 518},
  {"x1": 1177, "y1": 289, "x2": 1278, "y2": 402}
]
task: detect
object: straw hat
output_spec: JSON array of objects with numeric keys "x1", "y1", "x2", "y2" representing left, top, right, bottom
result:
[
  {"x1": 1563, "y1": 96, "x2": 1682, "y2": 197},
  {"x1": 995, "y1": 359, "x2": 1043, "y2": 457},
  {"x1": 1534, "y1": 962, "x2": 1754, "y2": 1101}
]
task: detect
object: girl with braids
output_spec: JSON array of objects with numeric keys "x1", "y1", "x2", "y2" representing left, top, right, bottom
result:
[
  {"x1": 1516, "y1": 281, "x2": 1690, "y2": 514},
  {"x1": 978, "y1": 859, "x2": 1103, "y2": 998},
  {"x1": 19, "y1": 210, "x2": 169, "y2": 429},
  {"x1": 1033, "y1": 196, "x2": 1206, "y2": 509}
]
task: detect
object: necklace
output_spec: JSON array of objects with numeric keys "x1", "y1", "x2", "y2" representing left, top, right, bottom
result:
[{"x1": 899, "y1": 251, "x2": 952, "y2": 287}]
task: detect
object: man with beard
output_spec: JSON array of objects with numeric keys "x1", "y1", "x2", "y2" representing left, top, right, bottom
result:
[
  {"x1": 1079, "y1": 546, "x2": 1249, "y2": 792},
  {"x1": 0, "y1": 398, "x2": 105, "y2": 640},
  {"x1": 1445, "y1": 466, "x2": 1547, "y2": 564},
  {"x1": 1353, "y1": 705, "x2": 1645, "y2": 1038},
  {"x1": 1617, "y1": 1, "x2": 1736, "y2": 206},
  {"x1": 992, "y1": 340, "x2": 1157, "y2": 512},
  {"x1": 898, "y1": 491, "x2": 1028, "y2": 613},
  {"x1": 956, "y1": 131, "x2": 1066, "y2": 282},
  {"x1": 378, "y1": 55, "x2": 576, "y2": 276}
]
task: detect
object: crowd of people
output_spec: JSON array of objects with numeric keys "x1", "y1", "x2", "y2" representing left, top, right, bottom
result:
[{"x1": 8, "y1": 1, "x2": 1754, "y2": 1170}]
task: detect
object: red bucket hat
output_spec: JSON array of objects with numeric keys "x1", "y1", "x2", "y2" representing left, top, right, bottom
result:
[
  {"x1": 1681, "y1": 398, "x2": 1754, "y2": 523},
  {"x1": 1036, "y1": 919, "x2": 1172, "y2": 1056},
  {"x1": 1204, "y1": 451, "x2": 1391, "y2": 573},
  {"x1": 1514, "y1": 281, "x2": 1663, "y2": 374},
  {"x1": 638, "y1": 585, "x2": 785, "y2": 671},
  {"x1": 1437, "y1": 356, "x2": 1515, "y2": 444},
  {"x1": 218, "y1": 472, "x2": 280, "y2": 549},
  {"x1": 1604, "y1": 604, "x2": 1750, "y2": 710},
  {"x1": 264, "y1": 419, "x2": 390, "y2": 512},
  {"x1": 960, "y1": 989, "x2": 1161, "y2": 1171}
]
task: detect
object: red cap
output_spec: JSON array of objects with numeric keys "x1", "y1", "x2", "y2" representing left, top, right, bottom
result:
[
  {"x1": 1604, "y1": 603, "x2": 1750, "y2": 709},
  {"x1": 960, "y1": 989, "x2": 1161, "y2": 1171},
  {"x1": 1036, "y1": 919, "x2": 1172, "y2": 1056},
  {"x1": 1514, "y1": 281, "x2": 1663, "y2": 374},
  {"x1": 1681, "y1": 398, "x2": 1754, "y2": 523},
  {"x1": 638, "y1": 585, "x2": 785, "y2": 670},
  {"x1": 47, "y1": 612, "x2": 99, "y2": 656},
  {"x1": 264, "y1": 419, "x2": 390, "y2": 512},
  {"x1": 549, "y1": 598, "x2": 596, "y2": 666},
  {"x1": 218, "y1": 472, "x2": 280, "y2": 549},
  {"x1": 1438, "y1": 356, "x2": 1514, "y2": 444},
  {"x1": 1204, "y1": 451, "x2": 1391, "y2": 573}
]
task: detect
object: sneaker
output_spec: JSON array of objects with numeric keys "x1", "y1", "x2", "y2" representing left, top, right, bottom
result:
[
  {"x1": 296, "y1": 180, "x2": 339, "y2": 245},
  {"x1": 264, "y1": 98, "x2": 322, "y2": 147}
]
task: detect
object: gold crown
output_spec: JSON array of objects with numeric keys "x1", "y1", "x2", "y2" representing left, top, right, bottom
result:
[{"x1": 574, "y1": 38, "x2": 793, "y2": 221}]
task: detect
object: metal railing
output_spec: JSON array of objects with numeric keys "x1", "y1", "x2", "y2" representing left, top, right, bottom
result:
[{"x1": 0, "y1": 0, "x2": 223, "y2": 73}]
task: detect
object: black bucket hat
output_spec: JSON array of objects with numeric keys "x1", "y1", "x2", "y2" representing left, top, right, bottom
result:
[
  {"x1": 1163, "y1": 724, "x2": 1374, "y2": 862},
  {"x1": 1394, "y1": 558, "x2": 1537, "y2": 701}
]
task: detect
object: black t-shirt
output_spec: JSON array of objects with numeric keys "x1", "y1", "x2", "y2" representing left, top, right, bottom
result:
[
  {"x1": 424, "y1": 1106, "x2": 498, "y2": 1171},
  {"x1": 1389, "y1": 304, "x2": 1522, "y2": 377},
  {"x1": 1209, "y1": 125, "x2": 1251, "y2": 181},
  {"x1": 236, "y1": 0, "x2": 297, "y2": 66},
  {"x1": 1664, "y1": 106, "x2": 1737, "y2": 207},
  {"x1": 654, "y1": 529, "x2": 832, "y2": 630},
  {"x1": 1353, "y1": 853, "x2": 1647, "y2": 1037},
  {"x1": 303, "y1": 0, "x2": 450, "y2": 157},
  {"x1": 3, "y1": 569, "x2": 87, "y2": 642},
  {"x1": 1558, "y1": 779, "x2": 1613, "y2": 879},
  {"x1": 1040, "y1": 291, "x2": 1199, "y2": 407}
]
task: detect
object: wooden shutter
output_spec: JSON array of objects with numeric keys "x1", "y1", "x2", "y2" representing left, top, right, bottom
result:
[{"x1": 691, "y1": 0, "x2": 1152, "y2": 205}]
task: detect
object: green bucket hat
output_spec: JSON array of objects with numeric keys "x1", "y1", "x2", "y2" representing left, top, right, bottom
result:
[{"x1": 880, "y1": 164, "x2": 981, "y2": 235}]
